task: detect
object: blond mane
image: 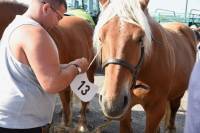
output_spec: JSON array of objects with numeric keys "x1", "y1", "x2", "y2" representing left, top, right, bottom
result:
[{"x1": 93, "y1": 0, "x2": 152, "y2": 55}]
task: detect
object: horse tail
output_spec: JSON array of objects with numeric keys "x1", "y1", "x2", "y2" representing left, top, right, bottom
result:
[
  {"x1": 163, "y1": 101, "x2": 171, "y2": 130},
  {"x1": 179, "y1": 25, "x2": 198, "y2": 57},
  {"x1": 193, "y1": 30, "x2": 200, "y2": 44}
]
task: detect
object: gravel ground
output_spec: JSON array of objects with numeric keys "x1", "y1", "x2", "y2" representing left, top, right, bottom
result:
[{"x1": 50, "y1": 74, "x2": 187, "y2": 133}]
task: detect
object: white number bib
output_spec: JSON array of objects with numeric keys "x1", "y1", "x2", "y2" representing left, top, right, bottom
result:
[{"x1": 70, "y1": 73, "x2": 98, "y2": 102}]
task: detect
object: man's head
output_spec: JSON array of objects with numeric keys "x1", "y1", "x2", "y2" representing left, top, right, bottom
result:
[
  {"x1": 27, "y1": 0, "x2": 67, "y2": 29},
  {"x1": 42, "y1": 0, "x2": 67, "y2": 10}
]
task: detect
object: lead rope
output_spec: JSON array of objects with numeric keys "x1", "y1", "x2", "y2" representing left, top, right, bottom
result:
[
  {"x1": 87, "y1": 45, "x2": 103, "y2": 70},
  {"x1": 86, "y1": 45, "x2": 114, "y2": 133},
  {"x1": 90, "y1": 119, "x2": 112, "y2": 133}
]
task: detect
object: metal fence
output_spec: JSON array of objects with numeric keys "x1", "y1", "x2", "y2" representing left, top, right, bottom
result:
[{"x1": 151, "y1": 8, "x2": 200, "y2": 27}]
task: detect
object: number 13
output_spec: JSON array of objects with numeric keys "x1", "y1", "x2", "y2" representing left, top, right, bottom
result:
[{"x1": 77, "y1": 81, "x2": 91, "y2": 95}]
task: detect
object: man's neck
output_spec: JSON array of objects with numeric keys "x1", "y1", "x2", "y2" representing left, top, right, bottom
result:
[{"x1": 23, "y1": 9, "x2": 48, "y2": 30}]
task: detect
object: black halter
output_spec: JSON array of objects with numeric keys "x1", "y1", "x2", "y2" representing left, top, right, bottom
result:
[{"x1": 102, "y1": 45, "x2": 145, "y2": 90}]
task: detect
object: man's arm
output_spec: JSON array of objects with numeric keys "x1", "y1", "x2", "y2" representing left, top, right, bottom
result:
[{"x1": 13, "y1": 25, "x2": 88, "y2": 93}]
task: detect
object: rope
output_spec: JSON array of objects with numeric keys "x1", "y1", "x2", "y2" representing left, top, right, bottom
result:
[
  {"x1": 90, "y1": 119, "x2": 113, "y2": 133},
  {"x1": 87, "y1": 45, "x2": 103, "y2": 70}
]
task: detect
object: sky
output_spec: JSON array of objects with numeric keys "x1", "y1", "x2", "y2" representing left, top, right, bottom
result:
[
  {"x1": 148, "y1": 0, "x2": 199, "y2": 13},
  {"x1": 16, "y1": 0, "x2": 200, "y2": 14}
]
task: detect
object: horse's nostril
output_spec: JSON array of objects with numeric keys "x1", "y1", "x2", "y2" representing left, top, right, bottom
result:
[
  {"x1": 123, "y1": 96, "x2": 128, "y2": 107},
  {"x1": 100, "y1": 95, "x2": 102, "y2": 102}
]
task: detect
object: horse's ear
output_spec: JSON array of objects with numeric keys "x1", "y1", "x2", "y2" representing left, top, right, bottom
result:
[
  {"x1": 139, "y1": 0, "x2": 149, "y2": 10},
  {"x1": 99, "y1": 0, "x2": 110, "y2": 9}
]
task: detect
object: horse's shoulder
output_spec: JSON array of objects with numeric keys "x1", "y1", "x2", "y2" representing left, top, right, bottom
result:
[{"x1": 49, "y1": 16, "x2": 93, "y2": 53}]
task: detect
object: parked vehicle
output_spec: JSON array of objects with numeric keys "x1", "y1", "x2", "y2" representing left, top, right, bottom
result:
[{"x1": 66, "y1": 0, "x2": 100, "y2": 27}]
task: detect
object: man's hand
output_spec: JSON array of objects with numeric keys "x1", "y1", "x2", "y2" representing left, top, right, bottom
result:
[{"x1": 69, "y1": 58, "x2": 89, "y2": 74}]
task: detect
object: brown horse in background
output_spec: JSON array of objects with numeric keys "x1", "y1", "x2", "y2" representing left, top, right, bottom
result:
[
  {"x1": 49, "y1": 16, "x2": 96, "y2": 132},
  {"x1": 94, "y1": 0, "x2": 198, "y2": 132},
  {"x1": 0, "y1": 1, "x2": 96, "y2": 132},
  {"x1": 0, "y1": 1, "x2": 27, "y2": 38}
]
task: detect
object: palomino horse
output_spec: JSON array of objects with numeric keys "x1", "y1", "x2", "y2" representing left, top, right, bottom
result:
[
  {"x1": 94, "y1": 0, "x2": 198, "y2": 132},
  {"x1": 0, "y1": 1, "x2": 96, "y2": 132}
]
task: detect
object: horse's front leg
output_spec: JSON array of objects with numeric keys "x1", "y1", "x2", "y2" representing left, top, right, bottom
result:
[
  {"x1": 144, "y1": 100, "x2": 166, "y2": 133},
  {"x1": 120, "y1": 109, "x2": 133, "y2": 133},
  {"x1": 75, "y1": 63, "x2": 95, "y2": 132},
  {"x1": 76, "y1": 101, "x2": 89, "y2": 132},
  {"x1": 59, "y1": 88, "x2": 72, "y2": 126}
]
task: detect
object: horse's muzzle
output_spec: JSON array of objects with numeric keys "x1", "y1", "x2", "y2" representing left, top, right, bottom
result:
[{"x1": 99, "y1": 91, "x2": 130, "y2": 118}]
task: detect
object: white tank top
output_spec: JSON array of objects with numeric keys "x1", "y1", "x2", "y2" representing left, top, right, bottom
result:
[{"x1": 0, "y1": 15, "x2": 56, "y2": 129}]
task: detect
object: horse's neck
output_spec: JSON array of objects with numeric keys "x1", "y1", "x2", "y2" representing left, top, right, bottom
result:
[
  {"x1": 140, "y1": 10, "x2": 173, "y2": 73},
  {"x1": 144, "y1": 11, "x2": 166, "y2": 46}
]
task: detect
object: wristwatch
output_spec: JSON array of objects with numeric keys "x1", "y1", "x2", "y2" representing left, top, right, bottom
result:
[{"x1": 73, "y1": 64, "x2": 82, "y2": 74}]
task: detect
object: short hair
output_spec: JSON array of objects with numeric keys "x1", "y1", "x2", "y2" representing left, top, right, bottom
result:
[{"x1": 43, "y1": 0, "x2": 67, "y2": 10}]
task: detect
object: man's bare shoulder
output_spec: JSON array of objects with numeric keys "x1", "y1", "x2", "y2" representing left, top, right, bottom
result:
[
  {"x1": 9, "y1": 23, "x2": 58, "y2": 66},
  {"x1": 15, "y1": 25, "x2": 50, "y2": 43},
  {"x1": 11, "y1": 24, "x2": 56, "y2": 51}
]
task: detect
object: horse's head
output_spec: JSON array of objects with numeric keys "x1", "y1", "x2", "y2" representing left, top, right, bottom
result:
[{"x1": 94, "y1": 0, "x2": 152, "y2": 119}]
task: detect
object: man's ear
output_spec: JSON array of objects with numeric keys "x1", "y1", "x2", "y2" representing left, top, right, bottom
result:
[
  {"x1": 42, "y1": 3, "x2": 51, "y2": 15},
  {"x1": 99, "y1": 0, "x2": 110, "y2": 9},
  {"x1": 139, "y1": 0, "x2": 149, "y2": 10},
  {"x1": 132, "y1": 80, "x2": 150, "y2": 99}
]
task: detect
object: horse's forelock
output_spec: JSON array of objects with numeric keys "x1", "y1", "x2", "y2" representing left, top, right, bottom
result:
[{"x1": 93, "y1": 0, "x2": 152, "y2": 56}]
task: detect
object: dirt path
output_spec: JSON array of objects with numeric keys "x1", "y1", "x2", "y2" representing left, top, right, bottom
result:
[{"x1": 50, "y1": 74, "x2": 187, "y2": 133}]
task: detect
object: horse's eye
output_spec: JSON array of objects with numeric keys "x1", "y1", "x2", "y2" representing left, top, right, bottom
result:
[
  {"x1": 138, "y1": 38, "x2": 143, "y2": 46},
  {"x1": 99, "y1": 29, "x2": 105, "y2": 43}
]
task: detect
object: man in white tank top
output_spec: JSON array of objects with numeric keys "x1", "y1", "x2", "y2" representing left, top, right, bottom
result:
[{"x1": 0, "y1": 0, "x2": 89, "y2": 132}]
